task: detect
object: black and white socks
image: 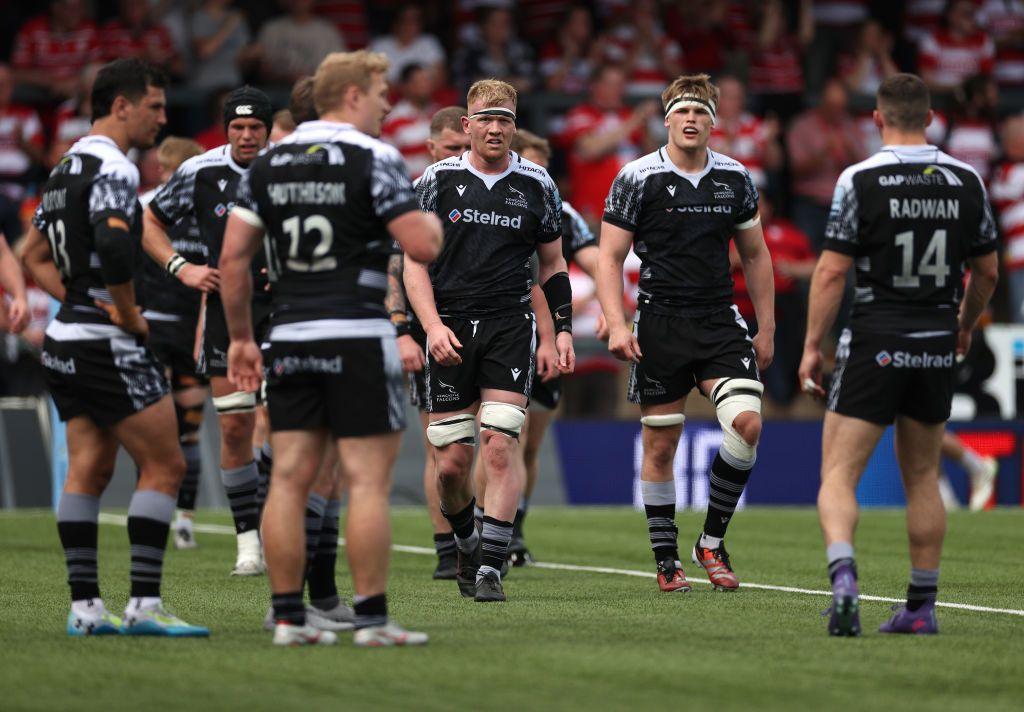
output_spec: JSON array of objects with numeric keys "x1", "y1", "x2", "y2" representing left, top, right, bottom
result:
[
  {"x1": 479, "y1": 516, "x2": 513, "y2": 579},
  {"x1": 127, "y1": 489, "x2": 175, "y2": 604},
  {"x1": 57, "y1": 492, "x2": 100, "y2": 603},
  {"x1": 907, "y1": 568, "x2": 939, "y2": 611},
  {"x1": 441, "y1": 498, "x2": 480, "y2": 555},
  {"x1": 642, "y1": 480, "x2": 678, "y2": 564},
  {"x1": 308, "y1": 499, "x2": 342, "y2": 610},
  {"x1": 221, "y1": 462, "x2": 260, "y2": 534},
  {"x1": 701, "y1": 452, "x2": 752, "y2": 549}
]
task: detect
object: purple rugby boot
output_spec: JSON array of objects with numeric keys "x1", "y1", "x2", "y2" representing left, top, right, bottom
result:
[
  {"x1": 879, "y1": 602, "x2": 939, "y2": 635},
  {"x1": 827, "y1": 565, "x2": 861, "y2": 637}
]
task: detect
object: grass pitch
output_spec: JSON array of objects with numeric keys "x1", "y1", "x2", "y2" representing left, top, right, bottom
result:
[{"x1": 1, "y1": 506, "x2": 1022, "y2": 711}]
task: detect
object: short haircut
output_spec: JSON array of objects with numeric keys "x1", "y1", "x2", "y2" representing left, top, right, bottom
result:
[
  {"x1": 430, "y1": 106, "x2": 467, "y2": 136},
  {"x1": 877, "y1": 73, "x2": 930, "y2": 131},
  {"x1": 157, "y1": 136, "x2": 203, "y2": 172},
  {"x1": 273, "y1": 109, "x2": 296, "y2": 132},
  {"x1": 661, "y1": 73, "x2": 719, "y2": 112},
  {"x1": 313, "y1": 50, "x2": 390, "y2": 116},
  {"x1": 590, "y1": 62, "x2": 625, "y2": 84},
  {"x1": 399, "y1": 62, "x2": 425, "y2": 85},
  {"x1": 289, "y1": 76, "x2": 317, "y2": 123},
  {"x1": 467, "y1": 79, "x2": 517, "y2": 110},
  {"x1": 91, "y1": 58, "x2": 167, "y2": 122},
  {"x1": 510, "y1": 129, "x2": 551, "y2": 160}
]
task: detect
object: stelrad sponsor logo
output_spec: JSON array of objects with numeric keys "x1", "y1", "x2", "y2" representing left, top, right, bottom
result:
[
  {"x1": 875, "y1": 350, "x2": 954, "y2": 368},
  {"x1": 42, "y1": 352, "x2": 76, "y2": 374},
  {"x1": 449, "y1": 208, "x2": 522, "y2": 227}
]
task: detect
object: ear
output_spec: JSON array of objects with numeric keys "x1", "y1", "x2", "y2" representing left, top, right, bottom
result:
[
  {"x1": 112, "y1": 94, "x2": 130, "y2": 118},
  {"x1": 344, "y1": 84, "x2": 362, "y2": 110},
  {"x1": 461, "y1": 115, "x2": 470, "y2": 134},
  {"x1": 924, "y1": 109, "x2": 934, "y2": 129},
  {"x1": 872, "y1": 109, "x2": 883, "y2": 130}
]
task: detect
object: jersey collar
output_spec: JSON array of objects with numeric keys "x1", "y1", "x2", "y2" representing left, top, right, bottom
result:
[
  {"x1": 78, "y1": 134, "x2": 127, "y2": 157},
  {"x1": 660, "y1": 146, "x2": 715, "y2": 188},
  {"x1": 220, "y1": 144, "x2": 249, "y2": 176},
  {"x1": 461, "y1": 150, "x2": 516, "y2": 190}
]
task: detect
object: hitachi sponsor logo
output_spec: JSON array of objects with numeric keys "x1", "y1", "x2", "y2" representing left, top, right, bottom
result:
[
  {"x1": 267, "y1": 182, "x2": 346, "y2": 206},
  {"x1": 452, "y1": 208, "x2": 522, "y2": 227},
  {"x1": 875, "y1": 350, "x2": 954, "y2": 368},
  {"x1": 41, "y1": 188, "x2": 66, "y2": 211},
  {"x1": 42, "y1": 352, "x2": 76, "y2": 374},
  {"x1": 888, "y1": 198, "x2": 959, "y2": 220}
]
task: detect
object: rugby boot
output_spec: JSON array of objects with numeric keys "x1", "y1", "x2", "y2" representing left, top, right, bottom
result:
[
  {"x1": 692, "y1": 539, "x2": 740, "y2": 590},
  {"x1": 656, "y1": 559, "x2": 692, "y2": 593},
  {"x1": 433, "y1": 550, "x2": 458, "y2": 580},
  {"x1": 474, "y1": 570, "x2": 506, "y2": 602},
  {"x1": 968, "y1": 456, "x2": 998, "y2": 511},
  {"x1": 272, "y1": 622, "x2": 337, "y2": 646},
  {"x1": 507, "y1": 535, "x2": 534, "y2": 568},
  {"x1": 826, "y1": 564, "x2": 861, "y2": 637},
  {"x1": 354, "y1": 622, "x2": 428, "y2": 647},
  {"x1": 455, "y1": 541, "x2": 481, "y2": 598},
  {"x1": 67, "y1": 601, "x2": 122, "y2": 636},
  {"x1": 122, "y1": 604, "x2": 209, "y2": 637},
  {"x1": 879, "y1": 602, "x2": 939, "y2": 635}
]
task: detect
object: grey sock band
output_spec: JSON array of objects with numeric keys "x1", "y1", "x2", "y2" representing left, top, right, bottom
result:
[
  {"x1": 57, "y1": 492, "x2": 100, "y2": 522},
  {"x1": 307, "y1": 493, "x2": 327, "y2": 517},
  {"x1": 641, "y1": 480, "x2": 676, "y2": 506},
  {"x1": 826, "y1": 542, "x2": 855, "y2": 564},
  {"x1": 128, "y1": 489, "x2": 175, "y2": 523},
  {"x1": 910, "y1": 567, "x2": 940, "y2": 587},
  {"x1": 325, "y1": 499, "x2": 342, "y2": 517},
  {"x1": 222, "y1": 461, "x2": 259, "y2": 487}
]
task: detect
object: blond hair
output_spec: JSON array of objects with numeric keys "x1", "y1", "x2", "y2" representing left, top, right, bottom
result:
[
  {"x1": 467, "y1": 79, "x2": 517, "y2": 110},
  {"x1": 661, "y1": 73, "x2": 719, "y2": 112},
  {"x1": 510, "y1": 129, "x2": 550, "y2": 160},
  {"x1": 157, "y1": 136, "x2": 203, "y2": 172},
  {"x1": 313, "y1": 50, "x2": 390, "y2": 115}
]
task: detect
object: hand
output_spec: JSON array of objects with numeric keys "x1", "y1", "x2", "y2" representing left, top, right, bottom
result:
[
  {"x1": 595, "y1": 312, "x2": 610, "y2": 342},
  {"x1": 633, "y1": 100, "x2": 660, "y2": 124},
  {"x1": 607, "y1": 323, "x2": 641, "y2": 362},
  {"x1": 798, "y1": 346, "x2": 826, "y2": 400},
  {"x1": 426, "y1": 322, "x2": 463, "y2": 366},
  {"x1": 753, "y1": 329, "x2": 774, "y2": 371},
  {"x1": 6, "y1": 296, "x2": 28, "y2": 334},
  {"x1": 397, "y1": 333, "x2": 425, "y2": 372},
  {"x1": 227, "y1": 339, "x2": 264, "y2": 393},
  {"x1": 178, "y1": 263, "x2": 220, "y2": 293},
  {"x1": 555, "y1": 331, "x2": 575, "y2": 374},
  {"x1": 95, "y1": 300, "x2": 148, "y2": 340},
  {"x1": 956, "y1": 327, "x2": 972, "y2": 360},
  {"x1": 535, "y1": 337, "x2": 558, "y2": 382}
]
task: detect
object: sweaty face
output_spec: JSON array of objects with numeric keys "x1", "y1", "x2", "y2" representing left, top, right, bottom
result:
[
  {"x1": 126, "y1": 85, "x2": 167, "y2": 150},
  {"x1": 464, "y1": 99, "x2": 516, "y2": 164},
  {"x1": 666, "y1": 105, "x2": 713, "y2": 152},
  {"x1": 354, "y1": 72, "x2": 392, "y2": 138},
  {"x1": 227, "y1": 117, "x2": 269, "y2": 164},
  {"x1": 427, "y1": 127, "x2": 471, "y2": 162}
]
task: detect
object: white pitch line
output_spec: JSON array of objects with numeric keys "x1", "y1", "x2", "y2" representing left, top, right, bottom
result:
[{"x1": 98, "y1": 513, "x2": 1024, "y2": 618}]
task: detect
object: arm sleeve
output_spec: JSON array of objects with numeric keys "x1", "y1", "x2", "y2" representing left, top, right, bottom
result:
[
  {"x1": 821, "y1": 170, "x2": 859, "y2": 256},
  {"x1": 971, "y1": 177, "x2": 999, "y2": 257},
  {"x1": 563, "y1": 202, "x2": 597, "y2": 256},
  {"x1": 88, "y1": 168, "x2": 139, "y2": 225},
  {"x1": 602, "y1": 167, "x2": 642, "y2": 231},
  {"x1": 371, "y1": 144, "x2": 419, "y2": 222},
  {"x1": 32, "y1": 202, "x2": 47, "y2": 232},
  {"x1": 734, "y1": 171, "x2": 760, "y2": 228},
  {"x1": 415, "y1": 166, "x2": 438, "y2": 214},
  {"x1": 149, "y1": 159, "x2": 198, "y2": 226},
  {"x1": 537, "y1": 176, "x2": 563, "y2": 243},
  {"x1": 230, "y1": 166, "x2": 266, "y2": 229}
]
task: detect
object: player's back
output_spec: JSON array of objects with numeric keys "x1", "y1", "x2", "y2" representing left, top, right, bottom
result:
[
  {"x1": 34, "y1": 135, "x2": 141, "y2": 325},
  {"x1": 242, "y1": 120, "x2": 417, "y2": 325},
  {"x1": 824, "y1": 144, "x2": 997, "y2": 332}
]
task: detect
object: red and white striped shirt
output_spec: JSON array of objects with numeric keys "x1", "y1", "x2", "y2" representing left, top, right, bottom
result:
[
  {"x1": 989, "y1": 160, "x2": 1024, "y2": 269},
  {"x1": 12, "y1": 15, "x2": 101, "y2": 81},
  {"x1": 99, "y1": 19, "x2": 177, "y2": 66},
  {"x1": 944, "y1": 120, "x2": 998, "y2": 183},
  {"x1": 812, "y1": 0, "x2": 870, "y2": 26},
  {"x1": 380, "y1": 100, "x2": 437, "y2": 179},
  {"x1": 316, "y1": 0, "x2": 369, "y2": 49},
  {"x1": 710, "y1": 113, "x2": 772, "y2": 188},
  {"x1": 601, "y1": 25, "x2": 683, "y2": 97},
  {"x1": 747, "y1": 37, "x2": 805, "y2": 95},
  {"x1": 977, "y1": 0, "x2": 1024, "y2": 86},
  {"x1": 918, "y1": 29, "x2": 995, "y2": 89}
]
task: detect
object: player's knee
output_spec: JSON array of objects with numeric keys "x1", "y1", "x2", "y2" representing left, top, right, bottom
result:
[
  {"x1": 712, "y1": 378, "x2": 764, "y2": 467},
  {"x1": 436, "y1": 455, "x2": 469, "y2": 490},
  {"x1": 479, "y1": 401, "x2": 526, "y2": 441},
  {"x1": 733, "y1": 412, "x2": 761, "y2": 447},
  {"x1": 482, "y1": 432, "x2": 514, "y2": 472},
  {"x1": 644, "y1": 434, "x2": 678, "y2": 470},
  {"x1": 426, "y1": 413, "x2": 477, "y2": 448},
  {"x1": 219, "y1": 413, "x2": 254, "y2": 455}
]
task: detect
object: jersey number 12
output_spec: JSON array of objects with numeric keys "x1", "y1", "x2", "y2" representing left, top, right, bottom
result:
[
  {"x1": 893, "y1": 229, "x2": 950, "y2": 288},
  {"x1": 282, "y1": 214, "x2": 337, "y2": 273}
]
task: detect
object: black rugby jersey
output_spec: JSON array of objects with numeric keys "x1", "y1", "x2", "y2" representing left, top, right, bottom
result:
[
  {"x1": 824, "y1": 144, "x2": 997, "y2": 332},
  {"x1": 562, "y1": 200, "x2": 597, "y2": 263},
  {"x1": 150, "y1": 144, "x2": 270, "y2": 301},
  {"x1": 416, "y1": 150, "x2": 562, "y2": 318},
  {"x1": 33, "y1": 135, "x2": 144, "y2": 326},
  {"x1": 603, "y1": 147, "x2": 759, "y2": 316},
  {"x1": 139, "y1": 188, "x2": 205, "y2": 318},
  {"x1": 237, "y1": 120, "x2": 419, "y2": 325}
]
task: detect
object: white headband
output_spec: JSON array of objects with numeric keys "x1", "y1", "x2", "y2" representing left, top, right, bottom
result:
[
  {"x1": 665, "y1": 94, "x2": 717, "y2": 126},
  {"x1": 468, "y1": 106, "x2": 517, "y2": 121}
]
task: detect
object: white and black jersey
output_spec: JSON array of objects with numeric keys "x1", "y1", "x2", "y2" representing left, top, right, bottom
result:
[
  {"x1": 603, "y1": 147, "x2": 759, "y2": 317},
  {"x1": 150, "y1": 144, "x2": 270, "y2": 297},
  {"x1": 824, "y1": 144, "x2": 998, "y2": 332},
  {"x1": 416, "y1": 150, "x2": 562, "y2": 318},
  {"x1": 561, "y1": 200, "x2": 597, "y2": 263},
  {"x1": 238, "y1": 120, "x2": 419, "y2": 325},
  {"x1": 33, "y1": 135, "x2": 143, "y2": 326},
  {"x1": 139, "y1": 188, "x2": 206, "y2": 319}
]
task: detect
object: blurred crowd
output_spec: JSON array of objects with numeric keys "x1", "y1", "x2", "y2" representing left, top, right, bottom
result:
[{"x1": 2, "y1": 0, "x2": 1024, "y2": 411}]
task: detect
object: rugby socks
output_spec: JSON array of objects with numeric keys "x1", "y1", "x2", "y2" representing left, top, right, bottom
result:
[
  {"x1": 304, "y1": 493, "x2": 327, "y2": 575},
  {"x1": 473, "y1": 503, "x2": 484, "y2": 532},
  {"x1": 907, "y1": 568, "x2": 939, "y2": 611},
  {"x1": 512, "y1": 496, "x2": 528, "y2": 539},
  {"x1": 433, "y1": 532, "x2": 457, "y2": 561},
  {"x1": 272, "y1": 591, "x2": 305, "y2": 626},
  {"x1": 479, "y1": 516, "x2": 513, "y2": 580},
  {"x1": 642, "y1": 480, "x2": 678, "y2": 564},
  {"x1": 176, "y1": 441, "x2": 201, "y2": 512},
  {"x1": 441, "y1": 498, "x2": 480, "y2": 554},
  {"x1": 255, "y1": 442, "x2": 272, "y2": 517},
  {"x1": 57, "y1": 492, "x2": 101, "y2": 602},
  {"x1": 702, "y1": 452, "x2": 752, "y2": 545},
  {"x1": 826, "y1": 542, "x2": 857, "y2": 583},
  {"x1": 309, "y1": 499, "x2": 342, "y2": 610},
  {"x1": 127, "y1": 489, "x2": 175, "y2": 599},
  {"x1": 221, "y1": 462, "x2": 260, "y2": 534},
  {"x1": 353, "y1": 593, "x2": 387, "y2": 630}
]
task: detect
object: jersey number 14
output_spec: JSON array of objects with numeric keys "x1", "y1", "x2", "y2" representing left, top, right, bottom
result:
[{"x1": 893, "y1": 229, "x2": 950, "y2": 288}]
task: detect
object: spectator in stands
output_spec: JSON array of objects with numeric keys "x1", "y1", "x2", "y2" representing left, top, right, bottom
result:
[
  {"x1": 100, "y1": 0, "x2": 182, "y2": 77},
  {"x1": 709, "y1": 75, "x2": 783, "y2": 191},
  {"x1": 664, "y1": 0, "x2": 734, "y2": 76},
  {"x1": 317, "y1": 0, "x2": 369, "y2": 50},
  {"x1": 991, "y1": 115, "x2": 1024, "y2": 321},
  {"x1": 255, "y1": 0, "x2": 346, "y2": 86},
  {"x1": 919, "y1": 0, "x2": 996, "y2": 93},
  {"x1": 48, "y1": 63, "x2": 99, "y2": 168},
  {"x1": 904, "y1": 0, "x2": 947, "y2": 46},
  {"x1": 561, "y1": 63, "x2": 658, "y2": 222},
  {"x1": 539, "y1": 4, "x2": 600, "y2": 94},
  {"x1": 369, "y1": 5, "x2": 446, "y2": 84},
  {"x1": 0, "y1": 64, "x2": 45, "y2": 207},
  {"x1": 945, "y1": 73, "x2": 1000, "y2": 183},
  {"x1": 188, "y1": 0, "x2": 256, "y2": 90},
  {"x1": 270, "y1": 109, "x2": 296, "y2": 142},
  {"x1": 746, "y1": 0, "x2": 814, "y2": 123},
  {"x1": 11, "y1": 0, "x2": 101, "y2": 99},
  {"x1": 730, "y1": 193, "x2": 816, "y2": 408},
  {"x1": 381, "y1": 64, "x2": 439, "y2": 178},
  {"x1": 193, "y1": 88, "x2": 232, "y2": 150},
  {"x1": 977, "y1": 0, "x2": 1024, "y2": 87},
  {"x1": 787, "y1": 77, "x2": 866, "y2": 249},
  {"x1": 452, "y1": 6, "x2": 535, "y2": 93},
  {"x1": 839, "y1": 20, "x2": 899, "y2": 95},
  {"x1": 599, "y1": 0, "x2": 683, "y2": 98},
  {"x1": 805, "y1": 0, "x2": 869, "y2": 91}
]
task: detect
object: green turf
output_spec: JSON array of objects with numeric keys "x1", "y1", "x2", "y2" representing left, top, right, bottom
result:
[{"x1": 1, "y1": 507, "x2": 1022, "y2": 711}]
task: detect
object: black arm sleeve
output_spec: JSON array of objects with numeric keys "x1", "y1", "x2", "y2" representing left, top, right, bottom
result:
[
  {"x1": 542, "y1": 271, "x2": 572, "y2": 334},
  {"x1": 95, "y1": 219, "x2": 136, "y2": 285}
]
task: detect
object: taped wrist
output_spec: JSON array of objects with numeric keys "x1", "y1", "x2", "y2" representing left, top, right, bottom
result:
[
  {"x1": 166, "y1": 252, "x2": 187, "y2": 277},
  {"x1": 542, "y1": 271, "x2": 572, "y2": 334},
  {"x1": 95, "y1": 219, "x2": 136, "y2": 285},
  {"x1": 393, "y1": 319, "x2": 411, "y2": 338}
]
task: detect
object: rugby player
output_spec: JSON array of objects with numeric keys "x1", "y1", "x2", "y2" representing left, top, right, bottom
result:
[
  {"x1": 799, "y1": 73, "x2": 999, "y2": 636},
  {"x1": 596, "y1": 74, "x2": 775, "y2": 592}
]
